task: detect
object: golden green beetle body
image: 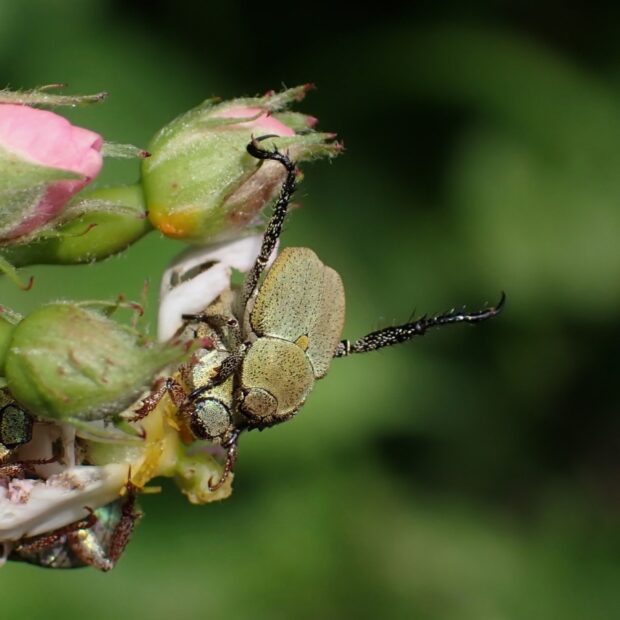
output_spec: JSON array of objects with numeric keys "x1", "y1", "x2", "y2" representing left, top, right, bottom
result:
[
  {"x1": 239, "y1": 246, "x2": 345, "y2": 426},
  {"x1": 179, "y1": 247, "x2": 344, "y2": 446}
]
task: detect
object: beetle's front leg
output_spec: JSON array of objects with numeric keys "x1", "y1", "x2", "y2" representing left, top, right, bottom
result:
[
  {"x1": 187, "y1": 353, "x2": 244, "y2": 401},
  {"x1": 242, "y1": 138, "x2": 298, "y2": 306},
  {"x1": 207, "y1": 430, "x2": 240, "y2": 492},
  {"x1": 130, "y1": 377, "x2": 186, "y2": 422}
]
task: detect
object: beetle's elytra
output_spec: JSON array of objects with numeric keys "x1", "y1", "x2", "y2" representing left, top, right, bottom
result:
[{"x1": 137, "y1": 138, "x2": 505, "y2": 491}]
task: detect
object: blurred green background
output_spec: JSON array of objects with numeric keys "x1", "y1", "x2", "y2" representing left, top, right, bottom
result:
[{"x1": 2, "y1": 1, "x2": 620, "y2": 618}]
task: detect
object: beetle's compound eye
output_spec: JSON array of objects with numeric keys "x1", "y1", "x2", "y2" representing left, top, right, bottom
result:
[
  {"x1": 0, "y1": 403, "x2": 33, "y2": 449},
  {"x1": 239, "y1": 387, "x2": 279, "y2": 424},
  {"x1": 188, "y1": 398, "x2": 233, "y2": 443}
]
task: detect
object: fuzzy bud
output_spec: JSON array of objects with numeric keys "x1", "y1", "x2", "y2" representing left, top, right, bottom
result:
[
  {"x1": 141, "y1": 85, "x2": 341, "y2": 243},
  {"x1": 4, "y1": 303, "x2": 186, "y2": 423}
]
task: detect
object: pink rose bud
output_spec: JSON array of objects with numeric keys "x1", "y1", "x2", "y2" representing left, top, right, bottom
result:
[
  {"x1": 0, "y1": 104, "x2": 103, "y2": 240},
  {"x1": 141, "y1": 85, "x2": 342, "y2": 243}
]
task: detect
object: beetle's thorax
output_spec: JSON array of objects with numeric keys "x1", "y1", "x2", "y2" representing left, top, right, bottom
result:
[{"x1": 237, "y1": 336, "x2": 315, "y2": 428}]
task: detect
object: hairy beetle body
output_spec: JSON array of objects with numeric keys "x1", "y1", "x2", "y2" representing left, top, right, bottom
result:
[{"x1": 144, "y1": 139, "x2": 504, "y2": 492}]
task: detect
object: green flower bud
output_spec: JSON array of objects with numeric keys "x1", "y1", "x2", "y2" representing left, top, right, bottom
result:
[
  {"x1": 1, "y1": 184, "x2": 152, "y2": 267},
  {"x1": 4, "y1": 302, "x2": 185, "y2": 423},
  {"x1": 141, "y1": 85, "x2": 341, "y2": 243}
]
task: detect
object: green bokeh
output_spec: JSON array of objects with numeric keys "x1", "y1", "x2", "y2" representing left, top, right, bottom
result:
[{"x1": 1, "y1": 2, "x2": 620, "y2": 619}]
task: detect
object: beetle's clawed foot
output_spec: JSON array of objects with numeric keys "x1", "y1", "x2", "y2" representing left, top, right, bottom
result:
[
  {"x1": 251, "y1": 133, "x2": 281, "y2": 151},
  {"x1": 437, "y1": 291, "x2": 506, "y2": 325},
  {"x1": 488, "y1": 291, "x2": 507, "y2": 317},
  {"x1": 247, "y1": 136, "x2": 294, "y2": 173},
  {"x1": 207, "y1": 432, "x2": 240, "y2": 492}
]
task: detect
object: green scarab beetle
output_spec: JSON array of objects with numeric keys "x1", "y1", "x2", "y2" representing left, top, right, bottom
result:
[{"x1": 142, "y1": 139, "x2": 505, "y2": 491}]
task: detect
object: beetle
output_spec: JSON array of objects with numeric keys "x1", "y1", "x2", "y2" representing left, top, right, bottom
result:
[
  {"x1": 7, "y1": 484, "x2": 141, "y2": 571},
  {"x1": 139, "y1": 138, "x2": 505, "y2": 491}
]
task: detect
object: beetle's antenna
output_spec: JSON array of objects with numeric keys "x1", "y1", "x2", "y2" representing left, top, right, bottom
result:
[
  {"x1": 208, "y1": 431, "x2": 240, "y2": 492},
  {"x1": 334, "y1": 292, "x2": 506, "y2": 357},
  {"x1": 242, "y1": 137, "x2": 297, "y2": 307}
]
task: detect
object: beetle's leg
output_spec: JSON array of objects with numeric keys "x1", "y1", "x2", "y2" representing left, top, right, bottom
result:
[
  {"x1": 208, "y1": 431, "x2": 240, "y2": 492},
  {"x1": 187, "y1": 353, "x2": 244, "y2": 401},
  {"x1": 14, "y1": 508, "x2": 98, "y2": 554},
  {"x1": 0, "y1": 463, "x2": 25, "y2": 478},
  {"x1": 69, "y1": 484, "x2": 142, "y2": 572},
  {"x1": 0, "y1": 439, "x2": 63, "y2": 478},
  {"x1": 182, "y1": 312, "x2": 242, "y2": 349},
  {"x1": 335, "y1": 293, "x2": 506, "y2": 357},
  {"x1": 105, "y1": 484, "x2": 142, "y2": 567},
  {"x1": 242, "y1": 137, "x2": 297, "y2": 306},
  {"x1": 131, "y1": 377, "x2": 186, "y2": 422},
  {"x1": 0, "y1": 462, "x2": 46, "y2": 478},
  {"x1": 0, "y1": 455, "x2": 59, "y2": 478}
]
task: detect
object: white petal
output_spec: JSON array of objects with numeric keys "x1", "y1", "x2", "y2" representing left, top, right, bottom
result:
[
  {"x1": 157, "y1": 235, "x2": 278, "y2": 341},
  {"x1": 0, "y1": 463, "x2": 128, "y2": 541}
]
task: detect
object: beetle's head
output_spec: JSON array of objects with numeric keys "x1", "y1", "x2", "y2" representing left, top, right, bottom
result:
[{"x1": 187, "y1": 397, "x2": 233, "y2": 443}]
